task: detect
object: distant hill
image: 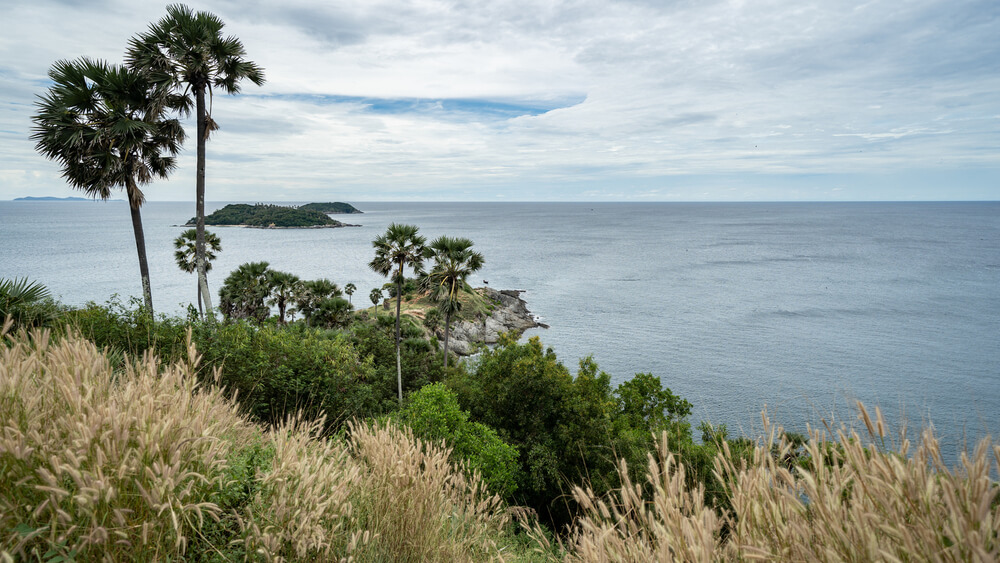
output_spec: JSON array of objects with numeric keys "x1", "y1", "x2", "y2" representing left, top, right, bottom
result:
[
  {"x1": 187, "y1": 203, "x2": 360, "y2": 228},
  {"x1": 298, "y1": 202, "x2": 363, "y2": 214},
  {"x1": 13, "y1": 196, "x2": 123, "y2": 202}
]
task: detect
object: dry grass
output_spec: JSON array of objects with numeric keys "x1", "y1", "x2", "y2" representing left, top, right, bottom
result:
[
  {"x1": 6, "y1": 316, "x2": 997, "y2": 562},
  {"x1": 1, "y1": 320, "x2": 513, "y2": 562},
  {"x1": 0, "y1": 319, "x2": 252, "y2": 560},
  {"x1": 237, "y1": 419, "x2": 510, "y2": 562},
  {"x1": 719, "y1": 405, "x2": 1000, "y2": 561},
  {"x1": 555, "y1": 403, "x2": 1000, "y2": 562},
  {"x1": 346, "y1": 421, "x2": 510, "y2": 563}
]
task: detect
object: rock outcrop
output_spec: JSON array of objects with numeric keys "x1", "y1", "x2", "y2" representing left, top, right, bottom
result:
[{"x1": 445, "y1": 288, "x2": 546, "y2": 355}]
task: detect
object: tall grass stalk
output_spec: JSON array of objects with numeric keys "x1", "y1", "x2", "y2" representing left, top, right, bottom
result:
[
  {"x1": 346, "y1": 421, "x2": 510, "y2": 562},
  {"x1": 0, "y1": 321, "x2": 252, "y2": 560},
  {"x1": 559, "y1": 403, "x2": 999, "y2": 562},
  {"x1": 1, "y1": 321, "x2": 513, "y2": 561}
]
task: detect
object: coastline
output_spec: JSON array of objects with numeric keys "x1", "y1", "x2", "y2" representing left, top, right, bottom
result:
[
  {"x1": 445, "y1": 287, "x2": 546, "y2": 355},
  {"x1": 175, "y1": 223, "x2": 362, "y2": 229}
]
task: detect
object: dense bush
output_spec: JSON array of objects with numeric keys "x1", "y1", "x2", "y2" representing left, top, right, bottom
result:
[
  {"x1": 450, "y1": 334, "x2": 716, "y2": 527},
  {"x1": 195, "y1": 322, "x2": 381, "y2": 428},
  {"x1": 349, "y1": 319, "x2": 445, "y2": 401},
  {"x1": 63, "y1": 295, "x2": 191, "y2": 360},
  {"x1": 65, "y1": 298, "x2": 398, "y2": 429},
  {"x1": 397, "y1": 383, "x2": 520, "y2": 497}
]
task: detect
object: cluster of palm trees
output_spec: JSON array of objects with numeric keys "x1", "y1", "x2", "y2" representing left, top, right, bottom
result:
[
  {"x1": 216, "y1": 262, "x2": 354, "y2": 329},
  {"x1": 370, "y1": 223, "x2": 485, "y2": 403},
  {"x1": 31, "y1": 4, "x2": 264, "y2": 318},
  {"x1": 29, "y1": 4, "x2": 487, "y2": 409}
]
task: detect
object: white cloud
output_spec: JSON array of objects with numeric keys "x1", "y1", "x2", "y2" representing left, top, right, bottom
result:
[{"x1": 1, "y1": 0, "x2": 998, "y2": 201}]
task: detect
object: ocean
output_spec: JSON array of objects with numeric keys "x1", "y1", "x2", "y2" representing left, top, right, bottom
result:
[{"x1": 2, "y1": 200, "x2": 998, "y2": 461}]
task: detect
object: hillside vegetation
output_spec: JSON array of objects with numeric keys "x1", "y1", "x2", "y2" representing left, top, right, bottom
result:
[
  {"x1": 187, "y1": 203, "x2": 354, "y2": 228},
  {"x1": 299, "y1": 201, "x2": 363, "y2": 214},
  {"x1": 2, "y1": 316, "x2": 998, "y2": 561}
]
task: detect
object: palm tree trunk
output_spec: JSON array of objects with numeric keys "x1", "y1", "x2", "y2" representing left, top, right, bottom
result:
[
  {"x1": 126, "y1": 186, "x2": 153, "y2": 316},
  {"x1": 443, "y1": 309, "x2": 450, "y2": 370},
  {"x1": 195, "y1": 84, "x2": 214, "y2": 317},
  {"x1": 394, "y1": 277, "x2": 403, "y2": 405}
]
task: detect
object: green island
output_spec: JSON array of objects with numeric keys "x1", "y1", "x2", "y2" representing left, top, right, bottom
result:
[
  {"x1": 15, "y1": 3, "x2": 999, "y2": 561},
  {"x1": 298, "y1": 201, "x2": 363, "y2": 214},
  {"x1": 186, "y1": 203, "x2": 362, "y2": 228}
]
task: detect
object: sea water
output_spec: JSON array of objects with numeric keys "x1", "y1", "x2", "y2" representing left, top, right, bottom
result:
[{"x1": 2, "y1": 200, "x2": 998, "y2": 461}]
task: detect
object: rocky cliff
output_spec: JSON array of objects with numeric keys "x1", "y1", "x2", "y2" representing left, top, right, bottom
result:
[{"x1": 445, "y1": 288, "x2": 546, "y2": 355}]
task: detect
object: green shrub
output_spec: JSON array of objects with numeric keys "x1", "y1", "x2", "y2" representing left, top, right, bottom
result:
[
  {"x1": 398, "y1": 383, "x2": 520, "y2": 497},
  {"x1": 63, "y1": 295, "x2": 190, "y2": 361},
  {"x1": 197, "y1": 323, "x2": 380, "y2": 429},
  {"x1": 450, "y1": 334, "x2": 706, "y2": 528}
]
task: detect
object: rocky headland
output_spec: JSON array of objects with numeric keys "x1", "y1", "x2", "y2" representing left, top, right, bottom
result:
[{"x1": 442, "y1": 288, "x2": 547, "y2": 355}]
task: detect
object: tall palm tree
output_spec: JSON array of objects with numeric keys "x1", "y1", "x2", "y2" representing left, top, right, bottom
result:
[
  {"x1": 174, "y1": 228, "x2": 221, "y2": 317},
  {"x1": 266, "y1": 270, "x2": 300, "y2": 325},
  {"x1": 293, "y1": 279, "x2": 341, "y2": 327},
  {"x1": 218, "y1": 261, "x2": 271, "y2": 323},
  {"x1": 422, "y1": 236, "x2": 484, "y2": 370},
  {"x1": 344, "y1": 283, "x2": 356, "y2": 305},
  {"x1": 128, "y1": 4, "x2": 264, "y2": 317},
  {"x1": 32, "y1": 58, "x2": 185, "y2": 316},
  {"x1": 369, "y1": 223, "x2": 426, "y2": 404}
]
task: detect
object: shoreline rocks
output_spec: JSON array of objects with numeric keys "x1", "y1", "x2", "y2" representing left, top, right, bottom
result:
[{"x1": 445, "y1": 288, "x2": 546, "y2": 356}]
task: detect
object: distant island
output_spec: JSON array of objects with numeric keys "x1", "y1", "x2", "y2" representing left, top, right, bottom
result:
[
  {"x1": 13, "y1": 196, "x2": 124, "y2": 202},
  {"x1": 298, "y1": 202, "x2": 363, "y2": 214},
  {"x1": 186, "y1": 203, "x2": 362, "y2": 228}
]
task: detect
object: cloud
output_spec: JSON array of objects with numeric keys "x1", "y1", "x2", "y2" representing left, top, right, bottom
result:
[{"x1": 1, "y1": 0, "x2": 998, "y2": 201}]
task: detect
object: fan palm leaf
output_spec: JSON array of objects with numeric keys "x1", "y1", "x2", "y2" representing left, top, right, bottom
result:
[{"x1": 31, "y1": 58, "x2": 184, "y2": 315}]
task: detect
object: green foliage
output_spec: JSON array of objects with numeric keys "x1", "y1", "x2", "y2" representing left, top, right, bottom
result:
[
  {"x1": 64, "y1": 298, "x2": 394, "y2": 429},
  {"x1": 218, "y1": 261, "x2": 272, "y2": 323},
  {"x1": 0, "y1": 277, "x2": 57, "y2": 330},
  {"x1": 294, "y1": 278, "x2": 343, "y2": 327},
  {"x1": 191, "y1": 203, "x2": 343, "y2": 228},
  {"x1": 311, "y1": 296, "x2": 354, "y2": 328},
  {"x1": 398, "y1": 383, "x2": 520, "y2": 497},
  {"x1": 381, "y1": 278, "x2": 419, "y2": 298},
  {"x1": 297, "y1": 201, "x2": 362, "y2": 214},
  {"x1": 450, "y1": 335, "x2": 603, "y2": 522},
  {"x1": 450, "y1": 334, "x2": 705, "y2": 528},
  {"x1": 616, "y1": 372, "x2": 692, "y2": 444},
  {"x1": 196, "y1": 323, "x2": 379, "y2": 429},
  {"x1": 423, "y1": 307, "x2": 442, "y2": 331},
  {"x1": 348, "y1": 321, "x2": 445, "y2": 403},
  {"x1": 174, "y1": 228, "x2": 222, "y2": 274},
  {"x1": 64, "y1": 295, "x2": 190, "y2": 362},
  {"x1": 190, "y1": 438, "x2": 276, "y2": 562}
]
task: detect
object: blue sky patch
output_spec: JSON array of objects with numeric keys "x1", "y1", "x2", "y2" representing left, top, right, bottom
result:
[{"x1": 256, "y1": 93, "x2": 586, "y2": 119}]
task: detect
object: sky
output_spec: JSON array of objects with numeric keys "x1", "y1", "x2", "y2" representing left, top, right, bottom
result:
[{"x1": 1, "y1": 0, "x2": 998, "y2": 202}]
